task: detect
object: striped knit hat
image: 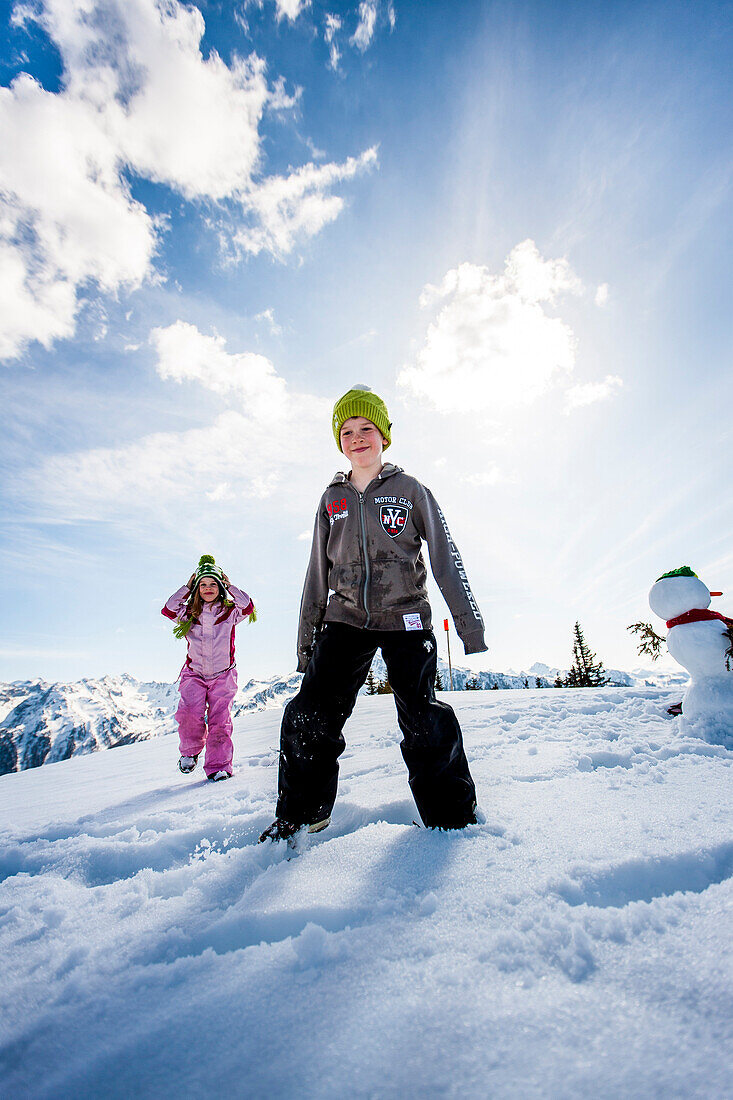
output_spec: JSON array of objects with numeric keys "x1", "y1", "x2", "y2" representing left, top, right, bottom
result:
[
  {"x1": 332, "y1": 385, "x2": 392, "y2": 452},
  {"x1": 192, "y1": 554, "x2": 226, "y2": 591}
]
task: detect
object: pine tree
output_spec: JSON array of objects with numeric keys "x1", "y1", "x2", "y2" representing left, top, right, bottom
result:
[
  {"x1": 523, "y1": 678, "x2": 529, "y2": 689},
  {"x1": 465, "y1": 676, "x2": 480, "y2": 690},
  {"x1": 725, "y1": 625, "x2": 733, "y2": 672},
  {"x1": 376, "y1": 678, "x2": 393, "y2": 695},
  {"x1": 491, "y1": 682, "x2": 499, "y2": 690},
  {"x1": 535, "y1": 677, "x2": 542, "y2": 689},
  {"x1": 565, "y1": 622, "x2": 608, "y2": 687},
  {"x1": 554, "y1": 674, "x2": 565, "y2": 688},
  {"x1": 365, "y1": 668, "x2": 378, "y2": 695},
  {"x1": 627, "y1": 621, "x2": 664, "y2": 661},
  {"x1": 435, "y1": 669, "x2": 444, "y2": 691}
]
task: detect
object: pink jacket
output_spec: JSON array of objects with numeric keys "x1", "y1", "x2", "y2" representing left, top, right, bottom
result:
[{"x1": 162, "y1": 584, "x2": 254, "y2": 679}]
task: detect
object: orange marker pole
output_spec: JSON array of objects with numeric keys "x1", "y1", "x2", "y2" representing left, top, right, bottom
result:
[{"x1": 444, "y1": 618, "x2": 454, "y2": 691}]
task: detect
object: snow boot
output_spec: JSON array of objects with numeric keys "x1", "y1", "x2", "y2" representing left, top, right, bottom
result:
[
  {"x1": 178, "y1": 754, "x2": 199, "y2": 774},
  {"x1": 208, "y1": 770, "x2": 231, "y2": 782},
  {"x1": 258, "y1": 816, "x2": 331, "y2": 843},
  {"x1": 421, "y1": 802, "x2": 478, "y2": 830}
]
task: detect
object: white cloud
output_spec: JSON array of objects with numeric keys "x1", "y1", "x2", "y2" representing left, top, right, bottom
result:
[
  {"x1": 351, "y1": 2, "x2": 378, "y2": 52},
  {"x1": 595, "y1": 283, "x2": 610, "y2": 307},
  {"x1": 253, "y1": 308, "x2": 282, "y2": 335},
  {"x1": 463, "y1": 466, "x2": 508, "y2": 487},
  {"x1": 27, "y1": 322, "x2": 333, "y2": 521},
  {"x1": 232, "y1": 147, "x2": 378, "y2": 258},
  {"x1": 267, "y1": 76, "x2": 302, "y2": 112},
  {"x1": 564, "y1": 374, "x2": 623, "y2": 412},
  {"x1": 325, "y1": 13, "x2": 342, "y2": 71},
  {"x1": 206, "y1": 482, "x2": 235, "y2": 501},
  {"x1": 398, "y1": 240, "x2": 584, "y2": 413},
  {"x1": 274, "y1": 0, "x2": 310, "y2": 21},
  {"x1": 0, "y1": 72, "x2": 156, "y2": 359},
  {"x1": 237, "y1": 0, "x2": 310, "y2": 30},
  {"x1": 1, "y1": 0, "x2": 376, "y2": 360},
  {"x1": 151, "y1": 320, "x2": 287, "y2": 417},
  {"x1": 350, "y1": 1, "x2": 395, "y2": 53},
  {"x1": 0, "y1": 238, "x2": 77, "y2": 359},
  {"x1": 32, "y1": 0, "x2": 271, "y2": 200}
]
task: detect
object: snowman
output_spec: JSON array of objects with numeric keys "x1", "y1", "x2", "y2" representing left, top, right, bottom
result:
[{"x1": 649, "y1": 566, "x2": 733, "y2": 743}]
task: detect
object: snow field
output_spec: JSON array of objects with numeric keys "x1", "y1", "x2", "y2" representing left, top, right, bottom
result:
[{"x1": 0, "y1": 687, "x2": 732, "y2": 1098}]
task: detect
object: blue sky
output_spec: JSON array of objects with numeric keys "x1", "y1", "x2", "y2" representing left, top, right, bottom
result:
[{"x1": 1, "y1": 0, "x2": 732, "y2": 684}]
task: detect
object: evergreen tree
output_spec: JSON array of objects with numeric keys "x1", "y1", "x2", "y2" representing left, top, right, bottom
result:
[
  {"x1": 554, "y1": 674, "x2": 565, "y2": 688},
  {"x1": 523, "y1": 678, "x2": 529, "y2": 689},
  {"x1": 535, "y1": 677, "x2": 542, "y2": 689},
  {"x1": 365, "y1": 668, "x2": 378, "y2": 695},
  {"x1": 491, "y1": 682, "x2": 499, "y2": 690},
  {"x1": 435, "y1": 669, "x2": 444, "y2": 691},
  {"x1": 376, "y1": 678, "x2": 393, "y2": 695},
  {"x1": 627, "y1": 621, "x2": 664, "y2": 661},
  {"x1": 565, "y1": 622, "x2": 608, "y2": 687},
  {"x1": 465, "y1": 676, "x2": 480, "y2": 690}
]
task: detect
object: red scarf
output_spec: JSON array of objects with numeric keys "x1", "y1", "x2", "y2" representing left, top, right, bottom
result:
[{"x1": 666, "y1": 608, "x2": 733, "y2": 629}]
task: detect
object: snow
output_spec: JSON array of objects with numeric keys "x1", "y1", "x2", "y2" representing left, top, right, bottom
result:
[{"x1": 1, "y1": 686, "x2": 732, "y2": 1098}]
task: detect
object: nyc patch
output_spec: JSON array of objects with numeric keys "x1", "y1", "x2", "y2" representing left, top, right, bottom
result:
[{"x1": 379, "y1": 505, "x2": 408, "y2": 538}]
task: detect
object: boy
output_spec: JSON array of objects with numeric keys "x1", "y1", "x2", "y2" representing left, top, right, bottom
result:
[{"x1": 259, "y1": 385, "x2": 487, "y2": 842}]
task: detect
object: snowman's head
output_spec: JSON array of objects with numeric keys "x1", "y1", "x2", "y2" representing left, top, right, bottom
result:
[{"x1": 649, "y1": 567, "x2": 710, "y2": 621}]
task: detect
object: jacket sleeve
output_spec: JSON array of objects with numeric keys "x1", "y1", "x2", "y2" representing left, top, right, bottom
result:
[
  {"x1": 161, "y1": 586, "x2": 190, "y2": 622},
  {"x1": 226, "y1": 584, "x2": 255, "y2": 624},
  {"x1": 413, "y1": 487, "x2": 488, "y2": 655},
  {"x1": 296, "y1": 504, "x2": 331, "y2": 672}
]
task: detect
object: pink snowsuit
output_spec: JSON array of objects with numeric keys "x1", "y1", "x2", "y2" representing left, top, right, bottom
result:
[{"x1": 162, "y1": 584, "x2": 254, "y2": 777}]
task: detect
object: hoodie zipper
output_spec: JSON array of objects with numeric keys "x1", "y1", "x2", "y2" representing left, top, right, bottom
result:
[
  {"x1": 343, "y1": 468, "x2": 389, "y2": 630},
  {"x1": 337, "y1": 468, "x2": 394, "y2": 630},
  {"x1": 344, "y1": 481, "x2": 371, "y2": 628},
  {"x1": 358, "y1": 490, "x2": 371, "y2": 628}
]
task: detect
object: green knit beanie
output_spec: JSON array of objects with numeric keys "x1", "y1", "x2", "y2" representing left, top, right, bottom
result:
[
  {"x1": 192, "y1": 554, "x2": 226, "y2": 591},
  {"x1": 656, "y1": 566, "x2": 697, "y2": 582},
  {"x1": 332, "y1": 385, "x2": 392, "y2": 452}
]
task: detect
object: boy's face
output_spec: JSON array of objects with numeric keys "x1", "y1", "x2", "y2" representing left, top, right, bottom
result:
[{"x1": 339, "y1": 416, "x2": 388, "y2": 469}]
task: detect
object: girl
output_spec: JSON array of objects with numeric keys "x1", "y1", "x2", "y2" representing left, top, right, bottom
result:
[{"x1": 162, "y1": 554, "x2": 256, "y2": 781}]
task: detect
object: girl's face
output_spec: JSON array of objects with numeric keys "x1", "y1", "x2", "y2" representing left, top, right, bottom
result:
[{"x1": 198, "y1": 577, "x2": 221, "y2": 603}]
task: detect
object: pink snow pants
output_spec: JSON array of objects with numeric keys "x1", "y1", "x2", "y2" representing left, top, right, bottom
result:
[{"x1": 176, "y1": 667, "x2": 238, "y2": 777}]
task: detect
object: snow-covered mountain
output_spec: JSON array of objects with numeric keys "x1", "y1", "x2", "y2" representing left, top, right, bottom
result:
[
  {"x1": 0, "y1": 673, "x2": 301, "y2": 776},
  {"x1": 0, "y1": 659, "x2": 687, "y2": 775}
]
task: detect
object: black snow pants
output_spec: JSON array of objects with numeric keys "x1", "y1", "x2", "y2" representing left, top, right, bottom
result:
[{"x1": 276, "y1": 622, "x2": 477, "y2": 829}]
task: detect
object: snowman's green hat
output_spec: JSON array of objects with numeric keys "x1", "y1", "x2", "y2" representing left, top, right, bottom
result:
[{"x1": 656, "y1": 566, "x2": 697, "y2": 582}]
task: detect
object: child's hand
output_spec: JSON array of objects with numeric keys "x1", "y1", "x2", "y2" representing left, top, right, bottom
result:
[
  {"x1": 221, "y1": 572, "x2": 230, "y2": 588},
  {"x1": 187, "y1": 573, "x2": 195, "y2": 589}
]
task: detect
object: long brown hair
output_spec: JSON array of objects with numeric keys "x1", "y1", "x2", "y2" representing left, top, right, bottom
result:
[{"x1": 189, "y1": 581, "x2": 235, "y2": 625}]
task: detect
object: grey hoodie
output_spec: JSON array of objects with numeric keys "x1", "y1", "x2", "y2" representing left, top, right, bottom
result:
[{"x1": 296, "y1": 463, "x2": 487, "y2": 671}]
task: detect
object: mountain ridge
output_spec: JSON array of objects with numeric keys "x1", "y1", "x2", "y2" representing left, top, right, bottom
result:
[{"x1": 0, "y1": 660, "x2": 687, "y2": 775}]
